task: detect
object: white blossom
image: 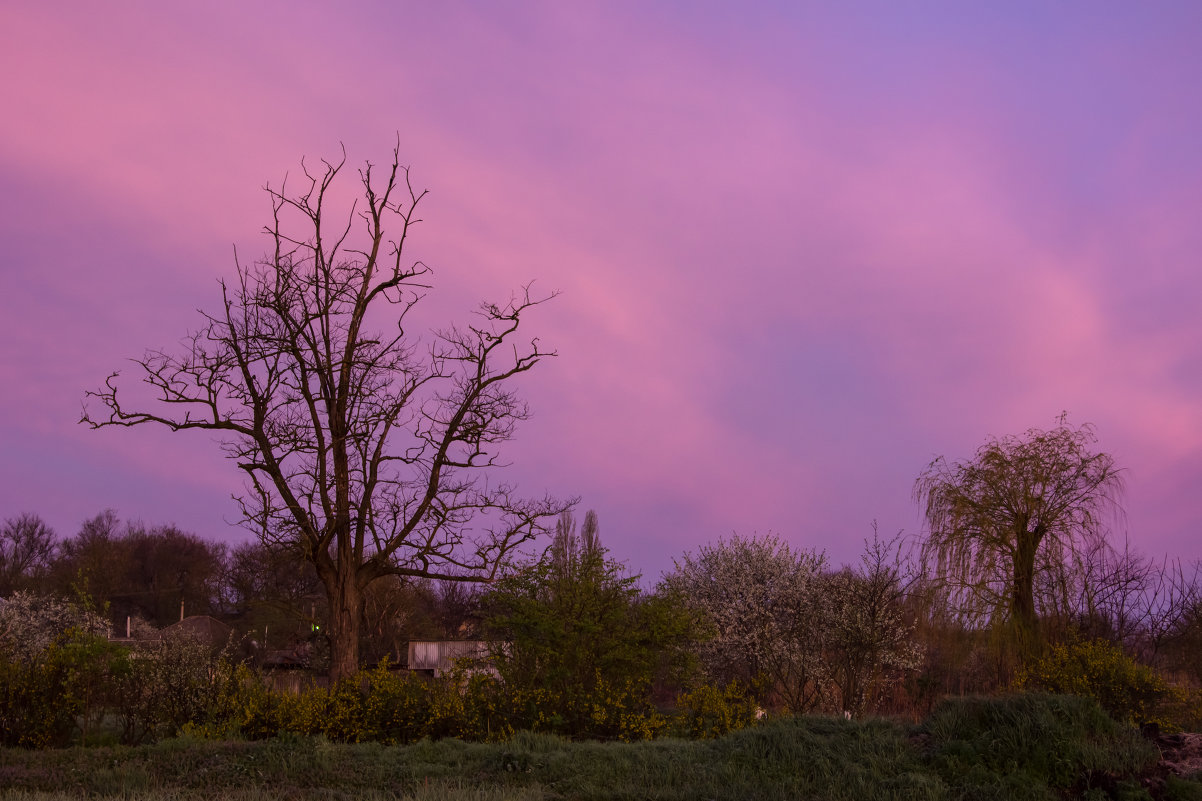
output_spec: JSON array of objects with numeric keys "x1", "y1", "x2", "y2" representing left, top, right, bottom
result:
[
  {"x1": 0, "y1": 591, "x2": 111, "y2": 663},
  {"x1": 662, "y1": 534, "x2": 828, "y2": 712}
]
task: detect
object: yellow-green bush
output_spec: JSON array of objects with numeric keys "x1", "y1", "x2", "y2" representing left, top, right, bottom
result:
[
  {"x1": 179, "y1": 662, "x2": 268, "y2": 740},
  {"x1": 577, "y1": 674, "x2": 665, "y2": 741},
  {"x1": 361, "y1": 663, "x2": 437, "y2": 743},
  {"x1": 218, "y1": 663, "x2": 492, "y2": 744},
  {"x1": 211, "y1": 662, "x2": 670, "y2": 744},
  {"x1": 1016, "y1": 638, "x2": 1190, "y2": 731},
  {"x1": 460, "y1": 669, "x2": 515, "y2": 741},
  {"x1": 6, "y1": 634, "x2": 741, "y2": 748},
  {"x1": 672, "y1": 680, "x2": 759, "y2": 739},
  {"x1": 0, "y1": 629, "x2": 136, "y2": 748},
  {"x1": 0, "y1": 642, "x2": 79, "y2": 748}
]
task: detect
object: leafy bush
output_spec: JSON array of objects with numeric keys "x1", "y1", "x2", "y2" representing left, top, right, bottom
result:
[
  {"x1": 192, "y1": 657, "x2": 669, "y2": 745},
  {"x1": 672, "y1": 680, "x2": 759, "y2": 739},
  {"x1": 0, "y1": 635, "x2": 81, "y2": 747},
  {"x1": 0, "y1": 592, "x2": 118, "y2": 748},
  {"x1": 1016, "y1": 638, "x2": 1185, "y2": 730},
  {"x1": 112, "y1": 630, "x2": 241, "y2": 743},
  {"x1": 0, "y1": 590, "x2": 248, "y2": 748},
  {"x1": 361, "y1": 662, "x2": 439, "y2": 743},
  {"x1": 482, "y1": 519, "x2": 694, "y2": 740}
]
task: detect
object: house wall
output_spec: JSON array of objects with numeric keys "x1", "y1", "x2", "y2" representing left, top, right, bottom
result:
[{"x1": 406, "y1": 640, "x2": 491, "y2": 676}]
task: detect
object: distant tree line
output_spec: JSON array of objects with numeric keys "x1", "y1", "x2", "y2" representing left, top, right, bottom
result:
[{"x1": 0, "y1": 509, "x2": 482, "y2": 665}]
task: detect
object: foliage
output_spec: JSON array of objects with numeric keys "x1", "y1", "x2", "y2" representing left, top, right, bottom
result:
[
  {"x1": 55, "y1": 630, "x2": 131, "y2": 744},
  {"x1": 1015, "y1": 638, "x2": 1195, "y2": 732},
  {"x1": 0, "y1": 712, "x2": 932, "y2": 800},
  {"x1": 114, "y1": 630, "x2": 243, "y2": 744},
  {"x1": 1164, "y1": 776, "x2": 1202, "y2": 801},
  {"x1": 672, "y1": 680, "x2": 759, "y2": 739},
  {"x1": 0, "y1": 592, "x2": 115, "y2": 746},
  {"x1": 660, "y1": 533, "x2": 828, "y2": 712},
  {"x1": 915, "y1": 417, "x2": 1124, "y2": 655},
  {"x1": 0, "y1": 631, "x2": 89, "y2": 747},
  {"x1": 226, "y1": 662, "x2": 500, "y2": 744},
  {"x1": 81, "y1": 144, "x2": 568, "y2": 680},
  {"x1": 0, "y1": 589, "x2": 249, "y2": 748},
  {"x1": 481, "y1": 512, "x2": 693, "y2": 739},
  {"x1": 186, "y1": 661, "x2": 670, "y2": 745},
  {"x1": 6, "y1": 689, "x2": 1193, "y2": 800},
  {"x1": 361, "y1": 662, "x2": 496, "y2": 743}
]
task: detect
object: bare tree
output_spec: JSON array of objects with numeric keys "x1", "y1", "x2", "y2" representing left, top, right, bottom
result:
[
  {"x1": 82, "y1": 145, "x2": 569, "y2": 680},
  {"x1": 821, "y1": 528, "x2": 922, "y2": 716},
  {"x1": 0, "y1": 513, "x2": 57, "y2": 595},
  {"x1": 914, "y1": 417, "x2": 1124, "y2": 656},
  {"x1": 1032, "y1": 533, "x2": 1200, "y2": 660},
  {"x1": 550, "y1": 508, "x2": 600, "y2": 578}
]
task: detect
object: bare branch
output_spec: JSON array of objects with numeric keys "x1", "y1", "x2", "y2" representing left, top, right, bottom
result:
[{"x1": 81, "y1": 144, "x2": 569, "y2": 680}]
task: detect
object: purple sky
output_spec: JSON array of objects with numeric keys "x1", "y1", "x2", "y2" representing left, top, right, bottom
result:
[{"x1": 3, "y1": 2, "x2": 1201, "y2": 581}]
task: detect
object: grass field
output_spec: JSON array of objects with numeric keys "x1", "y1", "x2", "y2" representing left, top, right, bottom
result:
[{"x1": 0, "y1": 695, "x2": 1196, "y2": 801}]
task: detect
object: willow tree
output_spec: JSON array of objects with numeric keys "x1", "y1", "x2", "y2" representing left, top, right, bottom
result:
[
  {"x1": 914, "y1": 418, "x2": 1124, "y2": 654},
  {"x1": 82, "y1": 146, "x2": 568, "y2": 680}
]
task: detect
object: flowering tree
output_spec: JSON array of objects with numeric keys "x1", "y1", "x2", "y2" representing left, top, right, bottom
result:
[
  {"x1": 0, "y1": 591, "x2": 110, "y2": 664},
  {"x1": 661, "y1": 534, "x2": 828, "y2": 713}
]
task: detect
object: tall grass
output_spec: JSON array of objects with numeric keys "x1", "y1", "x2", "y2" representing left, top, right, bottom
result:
[{"x1": 920, "y1": 694, "x2": 1161, "y2": 800}]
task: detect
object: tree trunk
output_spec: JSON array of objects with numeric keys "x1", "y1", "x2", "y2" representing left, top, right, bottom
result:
[
  {"x1": 326, "y1": 574, "x2": 364, "y2": 682},
  {"x1": 1010, "y1": 532, "x2": 1040, "y2": 658}
]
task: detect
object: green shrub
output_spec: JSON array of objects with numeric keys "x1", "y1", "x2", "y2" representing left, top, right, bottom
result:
[
  {"x1": 460, "y1": 668, "x2": 515, "y2": 741},
  {"x1": 205, "y1": 660, "x2": 668, "y2": 745},
  {"x1": 0, "y1": 628, "x2": 134, "y2": 748},
  {"x1": 1016, "y1": 639, "x2": 1182, "y2": 730},
  {"x1": 482, "y1": 526, "x2": 696, "y2": 740},
  {"x1": 0, "y1": 641, "x2": 79, "y2": 747},
  {"x1": 361, "y1": 663, "x2": 437, "y2": 743},
  {"x1": 110, "y1": 631, "x2": 241, "y2": 744},
  {"x1": 573, "y1": 674, "x2": 665, "y2": 741},
  {"x1": 0, "y1": 593, "x2": 116, "y2": 748},
  {"x1": 672, "y1": 680, "x2": 759, "y2": 739}
]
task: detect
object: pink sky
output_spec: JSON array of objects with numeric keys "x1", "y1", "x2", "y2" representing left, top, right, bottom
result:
[{"x1": 2, "y1": 2, "x2": 1201, "y2": 580}]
